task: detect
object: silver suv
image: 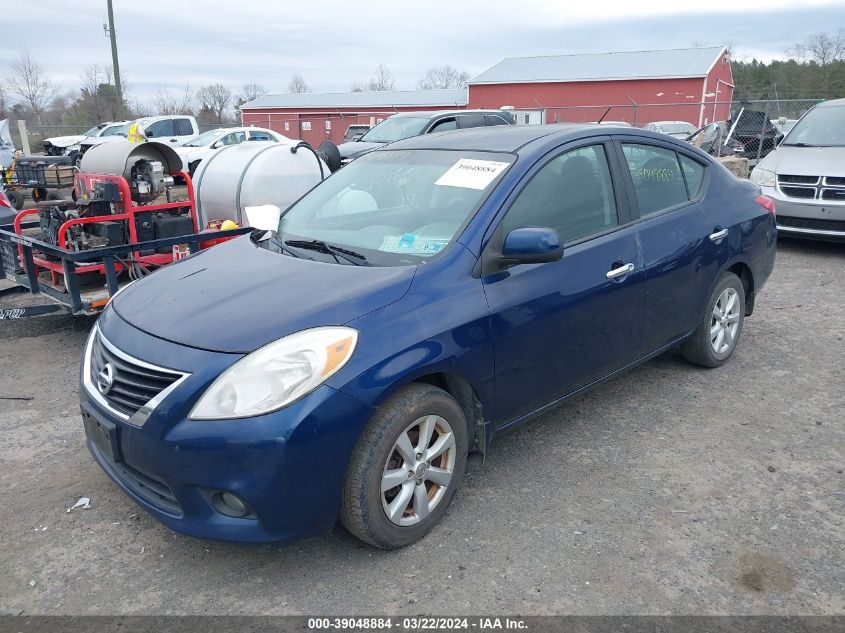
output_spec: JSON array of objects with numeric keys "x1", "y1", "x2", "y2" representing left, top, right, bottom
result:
[{"x1": 751, "y1": 98, "x2": 845, "y2": 242}]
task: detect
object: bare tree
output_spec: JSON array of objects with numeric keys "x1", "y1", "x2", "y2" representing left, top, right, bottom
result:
[
  {"x1": 367, "y1": 64, "x2": 395, "y2": 91},
  {"x1": 287, "y1": 74, "x2": 310, "y2": 93},
  {"x1": 153, "y1": 84, "x2": 194, "y2": 115},
  {"x1": 349, "y1": 79, "x2": 367, "y2": 92},
  {"x1": 418, "y1": 65, "x2": 471, "y2": 90},
  {"x1": 792, "y1": 30, "x2": 845, "y2": 66},
  {"x1": 196, "y1": 83, "x2": 232, "y2": 123},
  {"x1": 232, "y1": 82, "x2": 267, "y2": 119},
  {"x1": 790, "y1": 30, "x2": 845, "y2": 94},
  {"x1": 4, "y1": 52, "x2": 57, "y2": 122}
]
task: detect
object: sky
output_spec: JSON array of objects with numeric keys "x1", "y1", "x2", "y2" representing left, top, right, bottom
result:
[{"x1": 3, "y1": 0, "x2": 845, "y2": 104}]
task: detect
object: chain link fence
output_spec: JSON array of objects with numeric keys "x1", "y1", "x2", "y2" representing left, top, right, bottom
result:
[{"x1": 538, "y1": 99, "x2": 819, "y2": 165}]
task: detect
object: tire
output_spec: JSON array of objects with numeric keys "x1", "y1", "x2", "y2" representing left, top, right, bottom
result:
[
  {"x1": 7, "y1": 190, "x2": 25, "y2": 210},
  {"x1": 681, "y1": 271, "x2": 745, "y2": 368},
  {"x1": 31, "y1": 187, "x2": 47, "y2": 203},
  {"x1": 340, "y1": 383, "x2": 469, "y2": 549}
]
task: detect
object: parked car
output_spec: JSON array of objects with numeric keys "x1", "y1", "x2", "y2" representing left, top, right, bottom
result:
[
  {"x1": 751, "y1": 98, "x2": 845, "y2": 241},
  {"x1": 643, "y1": 121, "x2": 697, "y2": 139},
  {"x1": 728, "y1": 108, "x2": 783, "y2": 161},
  {"x1": 75, "y1": 116, "x2": 199, "y2": 164},
  {"x1": 343, "y1": 124, "x2": 371, "y2": 143},
  {"x1": 337, "y1": 109, "x2": 514, "y2": 164},
  {"x1": 43, "y1": 120, "x2": 130, "y2": 158},
  {"x1": 81, "y1": 124, "x2": 776, "y2": 548},
  {"x1": 686, "y1": 122, "x2": 745, "y2": 157},
  {"x1": 174, "y1": 127, "x2": 287, "y2": 175}
]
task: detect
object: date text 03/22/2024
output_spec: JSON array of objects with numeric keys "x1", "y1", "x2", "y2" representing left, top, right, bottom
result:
[{"x1": 307, "y1": 617, "x2": 529, "y2": 630}]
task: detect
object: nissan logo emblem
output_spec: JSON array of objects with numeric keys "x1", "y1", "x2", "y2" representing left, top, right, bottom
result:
[{"x1": 97, "y1": 363, "x2": 115, "y2": 395}]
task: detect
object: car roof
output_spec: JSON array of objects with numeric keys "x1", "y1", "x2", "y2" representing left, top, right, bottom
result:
[
  {"x1": 390, "y1": 109, "x2": 512, "y2": 119},
  {"x1": 817, "y1": 98, "x2": 845, "y2": 108},
  {"x1": 386, "y1": 123, "x2": 611, "y2": 153}
]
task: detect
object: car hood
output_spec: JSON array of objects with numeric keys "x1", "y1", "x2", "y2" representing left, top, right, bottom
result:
[
  {"x1": 45, "y1": 135, "x2": 86, "y2": 148},
  {"x1": 173, "y1": 146, "x2": 204, "y2": 156},
  {"x1": 757, "y1": 145, "x2": 845, "y2": 175},
  {"x1": 337, "y1": 141, "x2": 382, "y2": 159},
  {"x1": 112, "y1": 235, "x2": 416, "y2": 353}
]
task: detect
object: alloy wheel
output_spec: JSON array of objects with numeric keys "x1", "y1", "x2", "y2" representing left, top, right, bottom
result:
[
  {"x1": 381, "y1": 415, "x2": 456, "y2": 527},
  {"x1": 710, "y1": 287, "x2": 741, "y2": 354}
]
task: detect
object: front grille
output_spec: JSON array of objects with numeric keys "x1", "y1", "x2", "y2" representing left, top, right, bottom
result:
[
  {"x1": 778, "y1": 174, "x2": 819, "y2": 185},
  {"x1": 822, "y1": 189, "x2": 845, "y2": 201},
  {"x1": 825, "y1": 176, "x2": 845, "y2": 186},
  {"x1": 89, "y1": 329, "x2": 184, "y2": 419},
  {"x1": 777, "y1": 215, "x2": 845, "y2": 232},
  {"x1": 781, "y1": 186, "x2": 816, "y2": 199}
]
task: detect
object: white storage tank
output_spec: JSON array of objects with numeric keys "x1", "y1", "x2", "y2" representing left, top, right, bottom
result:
[{"x1": 193, "y1": 139, "x2": 329, "y2": 227}]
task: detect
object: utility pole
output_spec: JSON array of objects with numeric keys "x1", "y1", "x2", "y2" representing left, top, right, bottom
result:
[{"x1": 104, "y1": 0, "x2": 123, "y2": 118}]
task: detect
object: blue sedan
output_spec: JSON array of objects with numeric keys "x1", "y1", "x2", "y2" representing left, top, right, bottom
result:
[{"x1": 80, "y1": 124, "x2": 777, "y2": 548}]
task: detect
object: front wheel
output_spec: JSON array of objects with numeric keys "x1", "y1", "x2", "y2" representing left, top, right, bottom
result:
[
  {"x1": 681, "y1": 271, "x2": 745, "y2": 368},
  {"x1": 340, "y1": 383, "x2": 468, "y2": 549}
]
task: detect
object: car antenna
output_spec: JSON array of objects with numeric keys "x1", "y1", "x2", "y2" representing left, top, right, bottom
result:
[{"x1": 597, "y1": 107, "x2": 612, "y2": 124}]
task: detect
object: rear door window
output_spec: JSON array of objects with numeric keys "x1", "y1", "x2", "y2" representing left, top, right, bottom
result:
[
  {"x1": 173, "y1": 118, "x2": 194, "y2": 136},
  {"x1": 457, "y1": 114, "x2": 487, "y2": 129},
  {"x1": 621, "y1": 144, "x2": 689, "y2": 217},
  {"x1": 485, "y1": 115, "x2": 509, "y2": 126},
  {"x1": 679, "y1": 154, "x2": 706, "y2": 198}
]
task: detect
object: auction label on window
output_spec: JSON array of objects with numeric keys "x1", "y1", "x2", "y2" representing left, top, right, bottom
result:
[{"x1": 435, "y1": 158, "x2": 510, "y2": 190}]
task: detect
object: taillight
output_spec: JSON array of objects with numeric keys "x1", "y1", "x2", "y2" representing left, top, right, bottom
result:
[{"x1": 755, "y1": 194, "x2": 776, "y2": 215}]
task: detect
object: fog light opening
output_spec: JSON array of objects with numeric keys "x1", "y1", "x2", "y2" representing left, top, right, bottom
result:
[{"x1": 213, "y1": 491, "x2": 253, "y2": 518}]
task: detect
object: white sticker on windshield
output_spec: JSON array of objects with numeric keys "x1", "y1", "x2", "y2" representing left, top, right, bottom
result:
[{"x1": 435, "y1": 159, "x2": 510, "y2": 190}]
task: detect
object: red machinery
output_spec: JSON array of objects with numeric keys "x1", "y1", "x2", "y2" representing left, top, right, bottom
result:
[{"x1": 0, "y1": 141, "x2": 248, "y2": 317}]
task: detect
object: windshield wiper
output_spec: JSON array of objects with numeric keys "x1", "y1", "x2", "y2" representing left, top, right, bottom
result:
[
  {"x1": 250, "y1": 230, "x2": 314, "y2": 260},
  {"x1": 284, "y1": 239, "x2": 370, "y2": 266},
  {"x1": 781, "y1": 142, "x2": 817, "y2": 147}
]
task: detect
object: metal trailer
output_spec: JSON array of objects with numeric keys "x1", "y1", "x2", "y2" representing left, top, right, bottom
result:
[
  {"x1": 0, "y1": 220, "x2": 251, "y2": 319},
  {"x1": 1, "y1": 156, "x2": 77, "y2": 210}
]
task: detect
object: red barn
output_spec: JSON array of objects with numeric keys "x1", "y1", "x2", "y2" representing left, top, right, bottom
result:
[
  {"x1": 468, "y1": 46, "x2": 733, "y2": 128},
  {"x1": 240, "y1": 47, "x2": 733, "y2": 143},
  {"x1": 240, "y1": 89, "x2": 467, "y2": 146}
]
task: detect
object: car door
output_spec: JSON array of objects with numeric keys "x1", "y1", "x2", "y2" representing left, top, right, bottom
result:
[
  {"x1": 615, "y1": 139, "x2": 726, "y2": 352},
  {"x1": 480, "y1": 140, "x2": 645, "y2": 425},
  {"x1": 144, "y1": 119, "x2": 174, "y2": 143}
]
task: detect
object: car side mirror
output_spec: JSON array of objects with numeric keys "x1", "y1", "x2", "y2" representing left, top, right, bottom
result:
[{"x1": 501, "y1": 227, "x2": 563, "y2": 265}]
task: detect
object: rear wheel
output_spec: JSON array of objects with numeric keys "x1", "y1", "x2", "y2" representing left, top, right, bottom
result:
[
  {"x1": 681, "y1": 272, "x2": 745, "y2": 367},
  {"x1": 31, "y1": 187, "x2": 47, "y2": 203},
  {"x1": 7, "y1": 190, "x2": 25, "y2": 210},
  {"x1": 340, "y1": 383, "x2": 468, "y2": 549}
]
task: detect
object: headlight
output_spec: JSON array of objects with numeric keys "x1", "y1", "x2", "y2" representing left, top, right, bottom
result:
[
  {"x1": 750, "y1": 168, "x2": 776, "y2": 188},
  {"x1": 189, "y1": 327, "x2": 358, "y2": 420}
]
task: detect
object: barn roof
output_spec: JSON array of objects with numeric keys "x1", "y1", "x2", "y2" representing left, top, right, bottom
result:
[
  {"x1": 469, "y1": 47, "x2": 725, "y2": 85},
  {"x1": 240, "y1": 88, "x2": 468, "y2": 110}
]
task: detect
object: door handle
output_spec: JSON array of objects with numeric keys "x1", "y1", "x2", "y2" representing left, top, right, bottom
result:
[
  {"x1": 709, "y1": 228, "x2": 728, "y2": 243},
  {"x1": 606, "y1": 262, "x2": 635, "y2": 279}
]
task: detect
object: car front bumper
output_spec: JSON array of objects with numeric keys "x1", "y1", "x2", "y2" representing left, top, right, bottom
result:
[
  {"x1": 79, "y1": 309, "x2": 375, "y2": 543},
  {"x1": 761, "y1": 185, "x2": 845, "y2": 242}
]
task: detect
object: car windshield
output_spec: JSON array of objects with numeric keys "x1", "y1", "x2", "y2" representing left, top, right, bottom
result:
[
  {"x1": 782, "y1": 105, "x2": 845, "y2": 147},
  {"x1": 183, "y1": 130, "x2": 223, "y2": 147},
  {"x1": 662, "y1": 123, "x2": 695, "y2": 134},
  {"x1": 83, "y1": 126, "x2": 100, "y2": 137},
  {"x1": 359, "y1": 117, "x2": 430, "y2": 143},
  {"x1": 277, "y1": 149, "x2": 514, "y2": 266}
]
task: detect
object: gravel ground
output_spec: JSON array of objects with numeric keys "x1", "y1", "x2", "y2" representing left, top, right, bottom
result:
[{"x1": 0, "y1": 238, "x2": 842, "y2": 616}]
